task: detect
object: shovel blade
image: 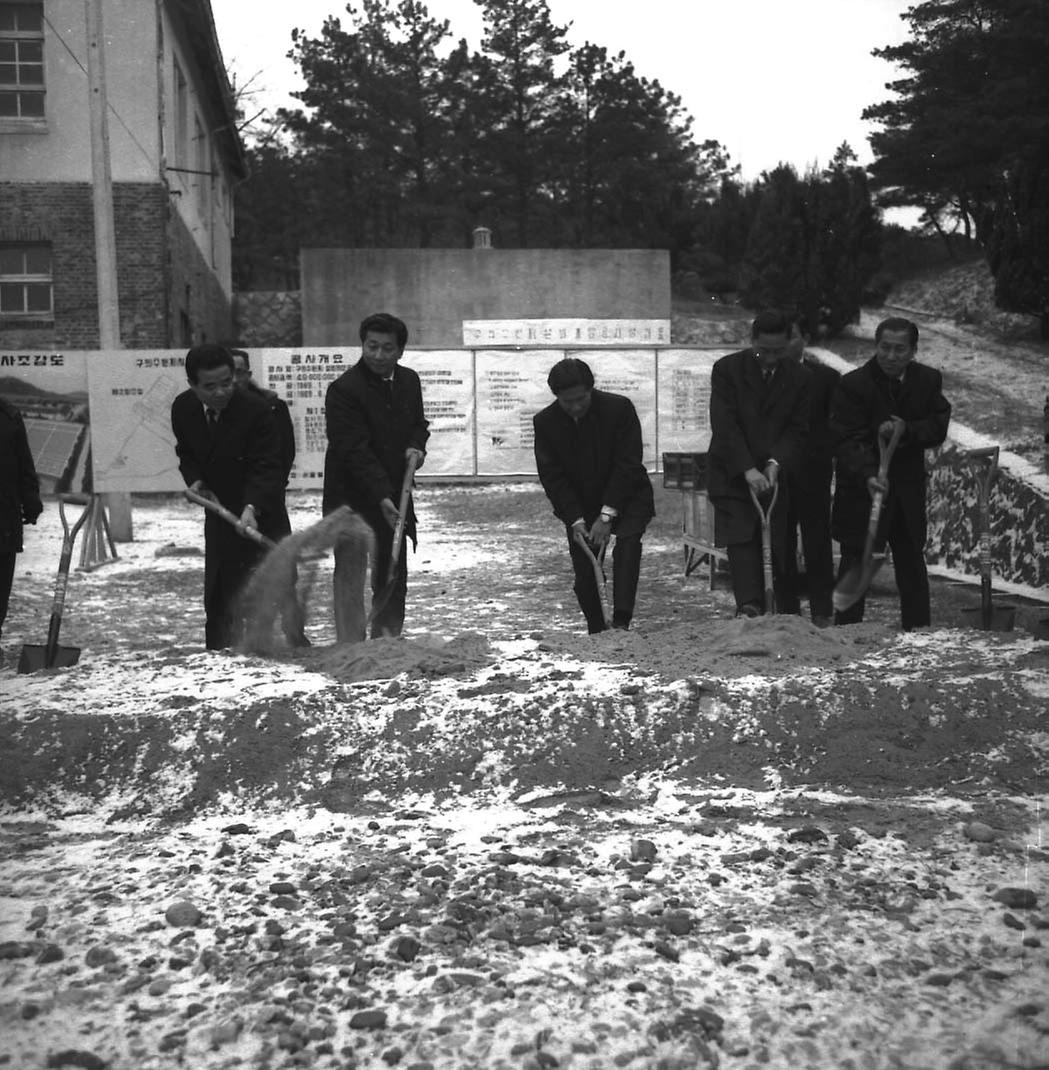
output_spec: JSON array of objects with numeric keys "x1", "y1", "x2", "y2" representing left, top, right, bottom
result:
[
  {"x1": 832, "y1": 556, "x2": 886, "y2": 614},
  {"x1": 17, "y1": 644, "x2": 81, "y2": 674}
]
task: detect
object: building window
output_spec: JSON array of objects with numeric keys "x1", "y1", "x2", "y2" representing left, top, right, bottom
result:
[
  {"x1": 0, "y1": 3, "x2": 45, "y2": 120},
  {"x1": 0, "y1": 244, "x2": 53, "y2": 320}
]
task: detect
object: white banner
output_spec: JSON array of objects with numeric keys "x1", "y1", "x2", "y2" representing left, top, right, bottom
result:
[{"x1": 463, "y1": 319, "x2": 671, "y2": 347}]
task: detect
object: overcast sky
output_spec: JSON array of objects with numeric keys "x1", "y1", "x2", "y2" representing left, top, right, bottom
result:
[{"x1": 211, "y1": 0, "x2": 912, "y2": 182}]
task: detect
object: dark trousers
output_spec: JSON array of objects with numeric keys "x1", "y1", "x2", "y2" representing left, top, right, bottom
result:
[
  {"x1": 834, "y1": 506, "x2": 931, "y2": 630},
  {"x1": 0, "y1": 551, "x2": 15, "y2": 644},
  {"x1": 566, "y1": 527, "x2": 644, "y2": 634},
  {"x1": 203, "y1": 519, "x2": 263, "y2": 650},
  {"x1": 334, "y1": 521, "x2": 408, "y2": 641},
  {"x1": 727, "y1": 531, "x2": 799, "y2": 615},
  {"x1": 788, "y1": 474, "x2": 835, "y2": 621}
]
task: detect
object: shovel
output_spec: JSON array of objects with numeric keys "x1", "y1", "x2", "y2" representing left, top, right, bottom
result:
[
  {"x1": 185, "y1": 488, "x2": 277, "y2": 551},
  {"x1": 833, "y1": 419, "x2": 905, "y2": 614},
  {"x1": 573, "y1": 528, "x2": 612, "y2": 628},
  {"x1": 18, "y1": 494, "x2": 93, "y2": 673},
  {"x1": 967, "y1": 445, "x2": 1000, "y2": 629},
  {"x1": 749, "y1": 480, "x2": 779, "y2": 615},
  {"x1": 367, "y1": 452, "x2": 421, "y2": 629}
]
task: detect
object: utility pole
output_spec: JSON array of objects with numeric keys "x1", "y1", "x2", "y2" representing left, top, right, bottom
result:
[{"x1": 85, "y1": 0, "x2": 132, "y2": 540}]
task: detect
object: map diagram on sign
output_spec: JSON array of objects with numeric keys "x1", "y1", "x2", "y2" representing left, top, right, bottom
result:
[{"x1": 87, "y1": 354, "x2": 188, "y2": 492}]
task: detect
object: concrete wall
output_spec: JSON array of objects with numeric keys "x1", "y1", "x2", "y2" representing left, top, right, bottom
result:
[{"x1": 301, "y1": 249, "x2": 671, "y2": 347}]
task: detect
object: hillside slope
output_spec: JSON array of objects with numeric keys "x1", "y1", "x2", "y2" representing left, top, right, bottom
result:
[{"x1": 887, "y1": 258, "x2": 1041, "y2": 341}]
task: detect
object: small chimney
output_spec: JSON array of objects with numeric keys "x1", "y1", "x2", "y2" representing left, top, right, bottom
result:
[{"x1": 472, "y1": 225, "x2": 492, "y2": 249}]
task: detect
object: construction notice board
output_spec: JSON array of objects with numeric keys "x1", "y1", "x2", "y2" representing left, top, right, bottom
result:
[{"x1": 1, "y1": 347, "x2": 730, "y2": 491}]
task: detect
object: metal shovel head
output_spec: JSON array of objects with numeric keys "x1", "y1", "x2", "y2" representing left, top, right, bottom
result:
[
  {"x1": 17, "y1": 643, "x2": 82, "y2": 674},
  {"x1": 832, "y1": 554, "x2": 887, "y2": 614}
]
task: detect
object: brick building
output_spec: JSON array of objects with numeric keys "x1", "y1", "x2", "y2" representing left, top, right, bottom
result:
[{"x1": 0, "y1": 0, "x2": 246, "y2": 349}]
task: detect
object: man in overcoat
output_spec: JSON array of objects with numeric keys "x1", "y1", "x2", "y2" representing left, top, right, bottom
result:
[
  {"x1": 707, "y1": 309, "x2": 810, "y2": 616},
  {"x1": 534, "y1": 358, "x2": 655, "y2": 633},
  {"x1": 171, "y1": 344, "x2": 284, "y2": 650},
  {"x1": 0, "y1": 397, "x2": 43, "y2": 662},
  {"x1": 830, "y1": 316, "x2": 951, "y2": 629},
  {"x1": 323, "y1": 312, "x2": 429, "y2": 641}
]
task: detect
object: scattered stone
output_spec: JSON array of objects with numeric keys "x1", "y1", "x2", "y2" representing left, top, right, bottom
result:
[
  {"x1": 45, "y1": 1052, "x2": 107, "y2": 1070},
  {"x1": 221, "y1": 823, "x2": 253, "y2": 835},
  {"x1": 36, "y1": 943, "x2": 64, "y2": 964},
  {"x1": 26, "y1": 905, "x2": 48, "y2": 931},
  {"x1": 630, "y1": 839, "x2": 658, "y2": 862},
  {"x1": 349, "y1": 1009, "x2": 387, "y2": 1029},
  {"x1": 663, "y1": 912, "x2": 693, "y2": 936},
  {"x1": 926, "y1": 972, "x2": 955, "y2": 986},
  {"x1": 654, "y1": 941, "x2": 679, "y2": 962},
  {"x1": 963, "y1": 822, "x2": 997, "y2": 843},
  {"x1": 0, "y1": 941, "x2": 34, "y2": 960},
  {"x1": 84, "y1": 946, "x2": 117, "y2": 968},
  {"x1": 993, "y1": 888, "x2": 1038, "y2": 910},
  {"x1": 787, "y1": 826, "x2": 828, "y2": 844},
  {"x1": 1003, "y1": 913, "x2": 1027, "y2": 931},
  {"x1": 391, "y1": 936, "x2": 421, "y2": 962},
  {"x1": 269, "y1": 881, "x2": 297, "y2": 895},
  {"x1": 164, "y1": 901, "x2": 202, "y2": 928}
]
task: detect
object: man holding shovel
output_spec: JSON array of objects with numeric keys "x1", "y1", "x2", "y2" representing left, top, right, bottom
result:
[
  {"x1": 171, "y1": 344, "x2": 284, "y2": 650},
  {"x1": 708, "y1": 310, "x2": 810, "y2": 617},
  {"x1": 323, "y1": 313, "x2": 429, "y2": 642},
  {"x1": 533, "y1": 358, "x2": 654, "y2": 633},
  {"x1": 830, "y1": 317, "x2": 951, "y2": 629}
]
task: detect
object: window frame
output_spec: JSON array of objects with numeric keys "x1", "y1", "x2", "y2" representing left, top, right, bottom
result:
[
  {"x1": 0, "y1": 1, "x2": 46, "y2": 126},
  {"x1": 0, "y1": 242, "x2": 54, "y2": 322}
]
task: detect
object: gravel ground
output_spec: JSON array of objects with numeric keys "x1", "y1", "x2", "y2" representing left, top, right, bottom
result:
[{"x1": 1, "y1": 482, "x2": 1048, "y2": 1070}]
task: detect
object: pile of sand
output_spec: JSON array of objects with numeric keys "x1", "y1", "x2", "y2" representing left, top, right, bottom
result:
[
  {"x1": 299, "y1": 631, "x2": 492, "y2": 683},
  {"x1": 548, "y1": 614, "x2": 895, "y2": 679}
]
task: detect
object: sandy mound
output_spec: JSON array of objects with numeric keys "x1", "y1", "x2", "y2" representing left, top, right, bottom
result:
[{"x1": 547, "y1": 614, "x2": 894, "y2": 680}]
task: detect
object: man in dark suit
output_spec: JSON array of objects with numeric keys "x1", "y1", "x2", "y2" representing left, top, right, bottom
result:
[
  {"x1": 0, "y1": 397, "x2": 43, "y2": 664},
  {"x1": 171, "y1": 344, "x2": 284, "y2": 650},
  {"x1": 707, "y1": 309, "x2": 810, "y2": 617},
  {"x1": 323, "y1": 312, "x2": 429, "y2": 642},
  {"x1": 830, "y1": 316, "x2": 951, "y2": 629},
  {"x1": 786, "y1": 317, "x2": 840, "y2": 626},
  {"x1": 534, "y1": 358, "x2": 655, "y2": 634}
]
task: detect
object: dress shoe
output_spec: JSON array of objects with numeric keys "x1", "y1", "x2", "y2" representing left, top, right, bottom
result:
[{"x1": 735, "y1": 602, "x2": 761, "y2": 619}]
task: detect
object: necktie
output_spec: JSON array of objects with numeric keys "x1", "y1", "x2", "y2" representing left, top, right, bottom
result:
[
  {"x1": 206, "y1": 408, "x2": 219, "y2": 437},
  {"x1": 762, "y1": 368, "x2": 773, "y2": 387},
  {"x1": 383, "y1": 379, "x2": 394, "y2": 406}
]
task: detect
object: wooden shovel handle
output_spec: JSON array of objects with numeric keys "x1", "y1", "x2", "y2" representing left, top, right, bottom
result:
[
  {"x1": 185, "y1": 488, "x2": 276, "y2": 551},
  {"x1": 387, "y1": 452, "x2": 421, "y2": 578}
]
